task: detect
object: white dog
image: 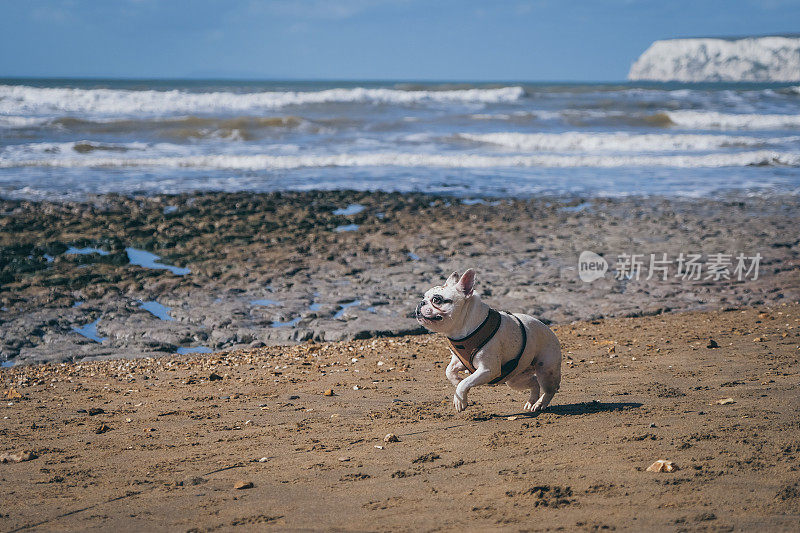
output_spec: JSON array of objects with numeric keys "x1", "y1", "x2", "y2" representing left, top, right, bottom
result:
[{"x1": 416, "y1": 269, "x2": 561, "y2": 413}]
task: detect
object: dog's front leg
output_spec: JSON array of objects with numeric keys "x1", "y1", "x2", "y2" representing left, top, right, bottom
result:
[
  {"x1": 454, "y1": 365, "x2": 498, "y2": 412},
  {"x1": 445, "y1": 353, "x2": 467, "y2": 387}
]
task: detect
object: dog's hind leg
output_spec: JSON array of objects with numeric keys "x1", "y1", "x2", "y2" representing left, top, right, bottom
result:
[
  {"x1": 530, "y1": 347, "x2": 561, "y2": 412},
  {"x1": 505, "y1": 368, "x2": 540, "y2": 412}
]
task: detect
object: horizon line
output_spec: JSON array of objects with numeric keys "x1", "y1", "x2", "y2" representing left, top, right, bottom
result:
[{"x1": 1, "y1": 75, "x2": 796, "y2": 86}]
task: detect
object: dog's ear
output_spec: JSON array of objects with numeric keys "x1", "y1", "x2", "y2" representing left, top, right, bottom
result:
[
  {"x1": 445, "y1": 271, "x2": 460, "y2": 286},
  {"x1": 456, "y1": 269, "x2": 476, "y2": 296}
]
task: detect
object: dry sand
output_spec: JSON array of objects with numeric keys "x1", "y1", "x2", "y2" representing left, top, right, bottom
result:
[{"x1": 2, "y1": 303, "x2": 799, "y2": 531}]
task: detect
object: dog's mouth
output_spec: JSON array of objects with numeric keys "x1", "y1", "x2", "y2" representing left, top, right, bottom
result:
[{"x1": 415, "y1": 302, "x2": 444, "y2": 322}]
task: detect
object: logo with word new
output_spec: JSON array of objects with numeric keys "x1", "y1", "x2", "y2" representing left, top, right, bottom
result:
[{"x1": 578, "y1": 251, "x2": 608, "y2": 282}]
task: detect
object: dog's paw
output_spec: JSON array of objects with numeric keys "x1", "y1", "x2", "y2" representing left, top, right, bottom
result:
[
  {"x1": 453, "y1": 393, "x2": 468, "y2": 412},
  {"x1": 523, "y1": 401, "x2": 535, "y2": 412}
]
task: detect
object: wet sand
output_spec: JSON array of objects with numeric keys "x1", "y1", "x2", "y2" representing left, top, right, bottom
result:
[
  {"x1": 2, "y1": 191, "x2": 798, "y2": 364},
  {"x1": 1, "y1": 303, "x2": 799, "y2": 531}
]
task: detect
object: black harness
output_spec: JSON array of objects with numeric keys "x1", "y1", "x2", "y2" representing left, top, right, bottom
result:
[{"x1": 446, "y1": 308, "x2": 527, "y2": 385}]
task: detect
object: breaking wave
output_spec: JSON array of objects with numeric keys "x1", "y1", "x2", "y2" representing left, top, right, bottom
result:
[
  {"x1": 456, "y1": 132, "x2": 790, "y2": 152},
  {"x1": 0, "y1": 85, "x2": 526, "y2": 116},
  {"x1": 665, "y1": 110, "x2": 800, "y2": 130},
  {"x1": 3, "y1": 150, "x2": 798, "y2": 170}
]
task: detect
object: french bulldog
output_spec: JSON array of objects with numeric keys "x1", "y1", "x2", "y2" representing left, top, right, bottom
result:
[{"x1": 416, "y1": 269, "x2": 561, "y2": 413}]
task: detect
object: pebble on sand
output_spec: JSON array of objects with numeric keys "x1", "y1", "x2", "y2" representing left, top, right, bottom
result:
[
  {"x1": 0, "y1": 450, "x2": 37, "y2": 463},
  {"x1": 646, "y1": 460, "x2": 678, "y2": 473},
  {"x1": 716, "y1": 397, "x2": 736, "y2": 405},
  {"x1": 384, "y1": 433, "x2": 400, "y2": 443},
  {"x1": 324, "y1": 389, "x2": 335, "y2": 396},
  {"x1": 2, "y1": 389, "x2": 22, "y2": 400},
  {"x1": 706, "y1": 339, "x2": 719, "y2": 348},
  {"x1": 234, "y1": 480, "x2": 254, "y2": 490}
]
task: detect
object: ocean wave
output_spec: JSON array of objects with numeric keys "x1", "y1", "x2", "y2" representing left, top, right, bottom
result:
[
  {"x1": 1, "y1": 141, "x2": 161, "y2": 157},
  {"x1": 0, "y1": 85, "x2": 526, "y2": 116},
  {"x1": 456, "y1": 132, "x2": 788, "y2": 152},
  {"x1": 666, "y1": 110, "x2": 800, "y2": 130},
  {"x1": 0, "y1": 115, "x2": 49, "y2": 128},
  {"x1": 2, "y1": 150, "x2": 797, "y2": 170}
]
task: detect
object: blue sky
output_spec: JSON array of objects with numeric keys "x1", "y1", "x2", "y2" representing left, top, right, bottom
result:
[{"x1": 1, "y1": 0, "x2": 799, "y2": 81}]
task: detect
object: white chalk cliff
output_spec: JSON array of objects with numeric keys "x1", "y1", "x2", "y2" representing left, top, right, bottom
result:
[{"x1": 628, "y1": 35, "x2": 800, "y2": 82}]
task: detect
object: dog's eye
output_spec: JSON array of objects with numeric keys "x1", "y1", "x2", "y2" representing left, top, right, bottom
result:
[{"x1": 431, "y1": 295, "x2": 443, "y2": 305}]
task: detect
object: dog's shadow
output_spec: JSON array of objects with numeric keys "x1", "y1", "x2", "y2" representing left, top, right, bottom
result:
[{"x1": 493, "y1": 400, "x2": 643, "y2": 419}]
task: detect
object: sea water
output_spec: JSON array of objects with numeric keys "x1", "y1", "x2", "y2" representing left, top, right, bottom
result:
[{"x1": 1, "y1": 79, "x2": 799, "y2": 199}]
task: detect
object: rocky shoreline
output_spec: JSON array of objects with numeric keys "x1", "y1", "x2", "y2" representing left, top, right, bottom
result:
[{"x1": 2, "y1": 190, "x2": 798, "y2": 365}]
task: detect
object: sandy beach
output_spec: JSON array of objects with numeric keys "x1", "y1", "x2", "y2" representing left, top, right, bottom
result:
[
  {"x1": 2, "y1": 302, "x2": 799, "y2": 531},
  {"x1": 2, "y1": 189, "x2": 799, "y2": 530}
]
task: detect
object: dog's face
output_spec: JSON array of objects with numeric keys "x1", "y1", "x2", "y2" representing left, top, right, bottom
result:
[{"x1": 415, "y1": 269, "x2": 476, "y2": 335}]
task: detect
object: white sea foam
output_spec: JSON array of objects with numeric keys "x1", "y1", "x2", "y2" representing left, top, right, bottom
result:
[
  {"x1": 666, "y1": 111, "x2": 800, "y2": 130},
  {"x1": 0, "y1": 115, "x2": 49, "y2": 128},
  {"x1": 2, "y1": 150, "x2": 797, "y2": 170},
  {"x1": 0, "y1": 85, "x2": 526, "y2": 116},
  {"x1": 456, "y1": 132, "x2": 789, "y2": 152}
]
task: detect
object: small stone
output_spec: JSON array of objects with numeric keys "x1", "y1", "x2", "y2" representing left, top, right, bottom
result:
[
  {"x1": 125, "y1": 418, "x2": 132, "y2": 423},
  {"x1": 506, "y1": 416, "x2": 519, "y2": 421},
  {"x1": 695, "y1": 512, "x2": 716, "y2": 522},
  {"x1": 646, "y1": 459, "x2": 678, "y2": 473},
  {"x1": 0, "y1": 450, "x2": 37, "y2": 463},
  {"x1": 2, "y1": 389, "x2": 22, "y2": 400},
  {"x1": 384, "y1": 433, "x2": 400, "y2": 443},
  {"x1": 338, "y1": 456, "x2": 350, "y2": 462},
  {"x1": 88, "y1": 408, "x2": 105, "y2": 416},
  {"x1": 258, "y1": 457, "x2": 269, "y2": 463},
  {"x1": 374, "y1": 445, "x2": 384, "y2": 449},
  {"x1": 353, "y1": 385, "x2": 360, "y2": 390},
  {"x1": 706, "y1": 339, "x2": 719, "y2": 349},
  {"x1": 377, "y1": 361, "x2": 385, "y2": 366},
  {"x1": 716, "y1": 398, "x2": 736, "y2": 405},
  {"x1": 324, "y1": 389, "x2": 335, "y2": 396},
  {"x1": 95, "y1": 423, "x2": 111, "y2": 434},
  {"x1": 209, "y1": 372, "x2": 223, "y2": 381},
  {"x1": 233, "y1": 480, "x2": 254, "y2": 490},
  {"x1": 649, "y1": 423, "x2": 657, "y2": 428}
]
